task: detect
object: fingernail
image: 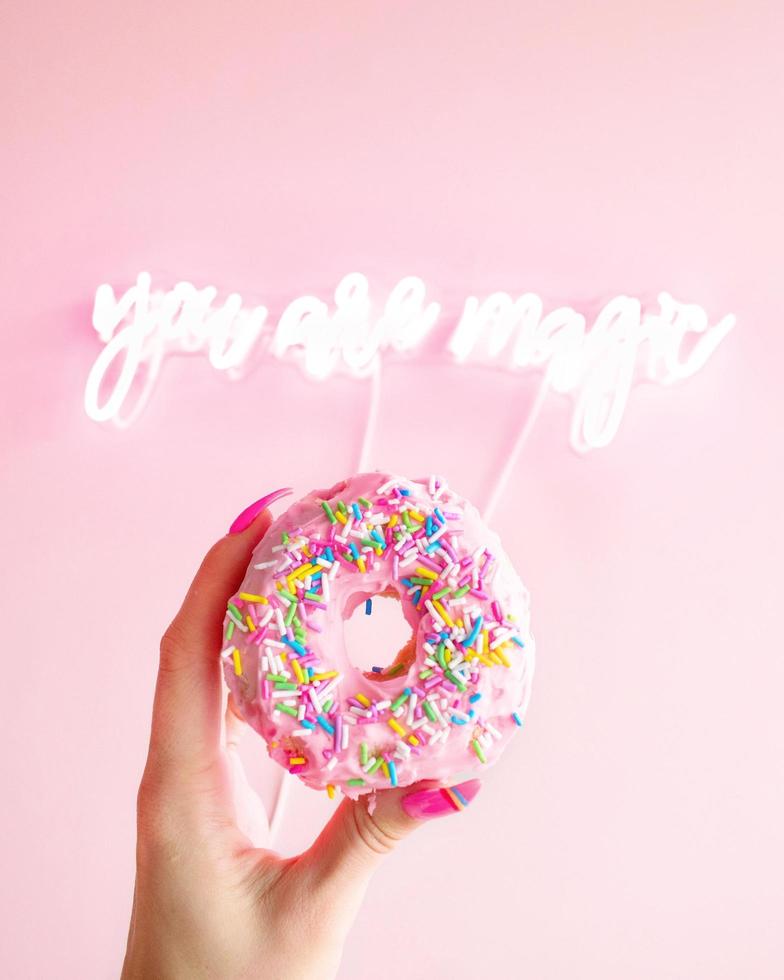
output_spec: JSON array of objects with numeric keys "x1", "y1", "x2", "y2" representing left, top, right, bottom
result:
[
  {"x1": 401, "y1": 779, "x2": 481, "y2": 820},
  {"x1": 229, "y1": 488, "x2": 293, "y2": 534}
]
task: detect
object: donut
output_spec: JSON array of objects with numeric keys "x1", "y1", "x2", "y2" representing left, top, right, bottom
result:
[{"x1": 222, "y1": 473, "x2": 535, "y2": 799}]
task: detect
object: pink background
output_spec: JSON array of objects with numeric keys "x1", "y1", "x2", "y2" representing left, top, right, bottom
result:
[{"x1": 2, "y1": 2, "x2": 783, "y2": 977}]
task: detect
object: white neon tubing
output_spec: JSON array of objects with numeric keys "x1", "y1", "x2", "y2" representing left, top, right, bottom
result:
[
  {"x1": 482, "y1": 377, "x2": 550, "y2": 524},
  {"x1": 268, "y1": 770, "x2": 291, "y2": 844},
  {"x1": 356, "y1": 360, "x2": 382, "y2": 472},
  {"x1": 85, "y1": 272, "x2": 735, "y2": 453}
]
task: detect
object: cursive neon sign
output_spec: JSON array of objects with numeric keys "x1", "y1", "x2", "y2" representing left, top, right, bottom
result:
[{"x1": 85, "y1": 272, "x2": 735, "y2": 452}]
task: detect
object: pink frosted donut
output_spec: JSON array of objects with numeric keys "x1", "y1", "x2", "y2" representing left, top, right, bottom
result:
[{"x1": 222, "y1": 473, "x2": 535, "y2": 799}]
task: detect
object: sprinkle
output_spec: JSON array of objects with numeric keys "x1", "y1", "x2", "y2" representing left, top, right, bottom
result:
[
  {"x1": 512, "y1": 711, "x2": 523, "y2": 726},
  {"x1": 292, "y1": 563, "x2": 318, "y2": 581},
  {"x1": 433, "y1": 600, "x2": 454, "y2": 627},
  {"x1": 227, "y1": 609, "x2": 247, "y2": 631},
  {"x1": 347, "y1": 778, "x2": 366, "y2": 786},
  {"x1": 391, "y1": 688, "x2": 411, "y2": 711},
  {"x1": 423, "y1": 700, "x2": 437, "y2": 723},
  {"x1": 239, "y1": 592, "x2": 269, "y2": 604},
  {"x1": 388, "y1": 760, "x2": 398, "y2": 787},
  {"x1": 317, "y1": 715, "x2": 335, "y2": 735},
  {"x1": 472, "y1": 738, "x2": 487, "y2": 763},
  {"x1": 232, "y1": 649, "x2": 242, "y2": 675},
  {"x1": 365, "y1": 598, "x2": 373, "y2": 615},
  {"x1": 319, "y1": 675, "x2": 342, "y2": 699},
  {"x1": 334, "y1": 714, "x2": 343, "y2": 752},
  {"x1": 444, "y1": 669, "x2": 466, "y2": 692},
  {"x1": 463, "y1": 615, "x2": 483, "y2": 649},
  {"x1": 490, "y1": 628, "x2": 515, "y2": 650},
  {"x1": 275, "y1": 703, "x2": 298, "y2": 717},
  {"x1": 425, "y1": 599, "x2": 444, "y2": 627},
  {"x1": 388, "y1": 718, "x2": 406, "y2": 737},
  {"x1": 289, "y1": 757, "x2": 306, "y2": 766},
  {"x1": 321, "y1": 500, "x2": 337, "y2": 524},
  {"x1": 327, "y1": 784, "x2": 336, "y2": 799}
]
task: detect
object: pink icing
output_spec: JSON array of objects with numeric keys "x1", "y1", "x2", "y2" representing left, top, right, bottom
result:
[{"x1": 222, "y1": 472, "x2": 535, "y2": 799}]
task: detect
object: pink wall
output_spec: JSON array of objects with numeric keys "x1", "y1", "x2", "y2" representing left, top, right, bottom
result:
[{"x1": 2, "y1": 2, "x2": 783, "y2": 976}]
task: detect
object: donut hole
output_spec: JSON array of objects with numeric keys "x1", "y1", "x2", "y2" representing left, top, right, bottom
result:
[{"x1": 343, "y1": 590, "x2": 416, "y2": 681}]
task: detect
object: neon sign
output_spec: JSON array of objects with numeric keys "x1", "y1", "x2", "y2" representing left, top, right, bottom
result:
[{"x1": 85, "y1": 272, "x2": 735, "y2": 453}]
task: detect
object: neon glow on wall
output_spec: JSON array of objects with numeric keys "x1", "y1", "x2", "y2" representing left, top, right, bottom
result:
[{"x1": 85, "y1": 271, "x2": 735, "y2": 455}]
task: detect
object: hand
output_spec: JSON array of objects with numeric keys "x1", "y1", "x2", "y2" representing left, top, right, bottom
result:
[{"x1": 123, "y1": 499, "x2": 480, "y2": 979}]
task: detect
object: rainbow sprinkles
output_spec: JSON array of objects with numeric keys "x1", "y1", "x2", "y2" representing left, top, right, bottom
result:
[{"x1": 222, "y1": 472, "x2": 535, "y2": 799}]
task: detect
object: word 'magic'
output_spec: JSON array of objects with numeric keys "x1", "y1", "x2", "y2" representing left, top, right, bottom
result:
[{"x1": 84, "y1": 272, "x2": 735, "y2": 451}]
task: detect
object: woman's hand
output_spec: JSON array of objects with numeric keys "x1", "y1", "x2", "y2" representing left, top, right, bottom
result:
[{"x1": 122, "y1": 496, "x2": 480, "y2": 979}]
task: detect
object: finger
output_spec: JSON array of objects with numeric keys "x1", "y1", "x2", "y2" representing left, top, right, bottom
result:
[
  {"x1": 224, "y1": 697, "x2": 271, "y2": 847},
  {"x1": 224, "y1": 692, "x2": 245, "y2": 751},
  {"x1": 227, "y1": 691, "x2": 246, "y2": 728},
  {"x1": 147, "y1": 504, "x2": 282, "y2": 777},
  {"x1": 298, "y1": 779, "x2": 481, "y2": 901}
]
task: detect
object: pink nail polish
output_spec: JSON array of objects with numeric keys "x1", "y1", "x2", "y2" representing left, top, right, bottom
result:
[
  {"x1": 401, "y1": 779, "x2": 481, "y2": 820},
  {"x1": 229, "y1": 488, "x2": 293, "y2": 534}
]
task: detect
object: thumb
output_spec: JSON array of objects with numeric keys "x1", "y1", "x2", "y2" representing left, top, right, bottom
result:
[
  {"x1": 148, "y1": 488, "x2": 292, "y2": 776},
  {"x1": 299, "y1": 779, "x2": 481, "y2": 899}
]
